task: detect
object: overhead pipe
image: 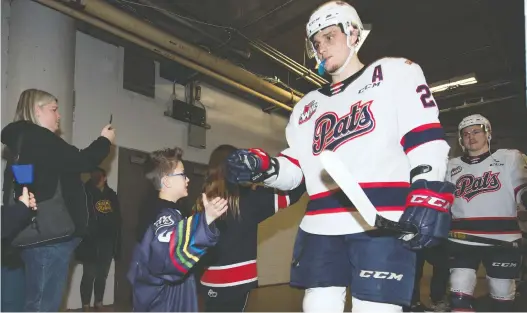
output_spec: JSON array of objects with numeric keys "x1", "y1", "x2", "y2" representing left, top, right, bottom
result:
[
  {"x1": 35, "y1": 0, "x2": 294, "y2": 112},
  {"x1": 133, "y1": 0, "x2": 325, "y2": 88},
  {"x1": 439, "y1": 95, "x2": 518, "y2": 114},
  {"x1": 66, "y1": 0, "x2": 302, "y2": 105},
  {"x1": 253, "y1": 40, "x2": 328, "y2": 85},
  {"x1": 249, "y1": 41, "x2": 324, "y2": 87},
  {"x1": 137, "y1": 0, "x2": 251, "y2": 60}
]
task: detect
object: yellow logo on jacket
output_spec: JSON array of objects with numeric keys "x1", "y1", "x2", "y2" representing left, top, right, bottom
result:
[{"x1": 95, "y1": 200, "x2": 113, "y2": 214}]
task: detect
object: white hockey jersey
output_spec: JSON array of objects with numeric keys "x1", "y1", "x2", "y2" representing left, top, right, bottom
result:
[
  {"x1": 265, "y1": 57, "x2": 451, "y2": 235},
  {"x1": 446, "y1": 149, "x2": 527, "y2": 245}
]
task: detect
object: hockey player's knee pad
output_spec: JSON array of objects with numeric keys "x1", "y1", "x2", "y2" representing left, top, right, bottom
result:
[
  {"x1": 351, "y1": 296, "x2": 402, "y2": 313},
  {"x1": 450, "y1": 268, "x2": 477, "y2": 295},
  {"x1": 303, "y1": 287, "x2": 346, "y2": 312},
  {"x1": 450, "y1": 268, "x2": 476, "y2": 312},
  {"x1": 487, "y1": 276, "x2": 515, "y2": 301}
]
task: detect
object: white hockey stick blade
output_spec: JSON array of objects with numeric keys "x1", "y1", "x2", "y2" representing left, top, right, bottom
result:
[{"x1": 319, "y1": 150, "x2": 378, "y2": 227}]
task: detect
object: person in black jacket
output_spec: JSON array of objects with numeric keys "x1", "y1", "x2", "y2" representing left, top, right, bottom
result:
[
  {"x1": 1, "y1": 187, "x2": 37, "y2": 239},
  {"x1": 76, "y1": 168, "x2": 121, "y2": 311},
  {"x1": 1, "y1": 187, "x2": 36, "y2": 312},
  {"x1": 195, "y1": 145, "x2": 307, "y2": 312},
  {"x1": 1, "y1": 89, "x2": 114, "y2": 312}
]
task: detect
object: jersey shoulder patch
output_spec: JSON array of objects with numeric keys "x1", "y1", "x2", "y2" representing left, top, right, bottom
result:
[{"x1": 153, "y1": 214, "x2": 175, "y2": 234}]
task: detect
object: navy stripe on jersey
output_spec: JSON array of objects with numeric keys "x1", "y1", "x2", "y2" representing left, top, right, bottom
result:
[
  {"x1": 306, "y1": 182, "x2": 409, "y2": 215},
  {"x1": 400, "y1": 123, "x2": 445, "y2": 154},
  {"x1": 451, "y1": 217, "x2": 520, "y2": 234}
]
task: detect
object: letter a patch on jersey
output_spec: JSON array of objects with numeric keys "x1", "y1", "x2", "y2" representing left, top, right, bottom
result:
[{"x1": 299, "y1": 100, "x2": 318, "y2": 125}]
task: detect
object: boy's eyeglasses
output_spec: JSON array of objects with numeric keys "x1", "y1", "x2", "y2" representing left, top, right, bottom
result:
[{"x1": 167, "y1": 172, "x2": 186, "y2": 179}]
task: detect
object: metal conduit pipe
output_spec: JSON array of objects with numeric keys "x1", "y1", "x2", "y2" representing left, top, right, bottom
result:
[
  {"x1": 438, "y1": 95, "x2": 518, "y2": 113},
  {"x1": 69, "y1": 0, "x2": 302, "y2": 105},
  {"x1": 141, "y1": 0, "x2": 325, "y2": 88},
  {"x1": 249, "y1": 42, "x2": 323, "y2": 88},
  {"x1": 135, "y1": 1, "x2": 309, "y2": 95},
  {"x1": 254, "y1": 40, "x2": 328, "y2": 85},
  {"x1": 137, "y1": 0, "x2": 251, "y2": 60},
  {"x1": 35, "y1": 0, "x2": 294, "y2": 112}
]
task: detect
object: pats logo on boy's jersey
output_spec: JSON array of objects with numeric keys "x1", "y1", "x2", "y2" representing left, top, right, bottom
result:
[
  {"x1": 454, "y1": 171, "x2": 502, "y2": 202},
  {"x1": 299, "y1": 100, "x2": 318, "y2": 125}
]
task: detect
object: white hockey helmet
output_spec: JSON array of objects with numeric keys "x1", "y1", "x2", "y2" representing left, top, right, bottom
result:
[
  {"x1": 457, "y1": 114, "x2": 492, "y2": 147},
  {"x1": 306, "y1": 1, "x2": 364, "y2": 65},
  {"x1": 458, "y1": 114, "x2": 492, "y2": 134}
]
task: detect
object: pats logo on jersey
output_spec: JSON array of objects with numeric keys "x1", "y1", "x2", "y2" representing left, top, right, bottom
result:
[
  {"x1": 312, "y1": 100, "x2": 375, "y2": 155},
  {"x1": 299, "y1": 100, "x2": 318, "y2": 125},
  {"x1": 454, "y1": 171, "x2": 502, "y2": 202}
]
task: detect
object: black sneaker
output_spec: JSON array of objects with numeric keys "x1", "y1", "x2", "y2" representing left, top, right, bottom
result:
[{"x1": 404, "y1": 302, "x2": 432, "y2": 312}]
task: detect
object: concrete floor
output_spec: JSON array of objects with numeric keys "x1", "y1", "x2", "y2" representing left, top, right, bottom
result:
[{"x1": 77, "y1": 275, "x2": 527, "y2": 312}]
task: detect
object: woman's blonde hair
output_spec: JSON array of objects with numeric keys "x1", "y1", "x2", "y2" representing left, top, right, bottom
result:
[{"x1": 14, "y1": 89, "x2": 57, "y2": 124}]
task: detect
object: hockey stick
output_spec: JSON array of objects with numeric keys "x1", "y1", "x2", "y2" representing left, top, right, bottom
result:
[
  {"x1": 319, "y1": 150, "x2": 415, "y2": 234},
  {"x1": 319, "y1": 150, "x2": 524, "y2": 248},
  {"x1": 448, "y1": 231, "x2": 523, "y2": 249}
]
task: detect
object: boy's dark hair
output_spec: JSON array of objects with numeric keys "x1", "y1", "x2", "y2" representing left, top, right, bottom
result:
[{"x1": 144, "y1": 147, "x2": 184, "y2": 190}]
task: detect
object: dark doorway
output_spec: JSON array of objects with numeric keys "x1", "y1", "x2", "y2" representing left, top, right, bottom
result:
[{"x1": 113, "y1": 147, "x2": 207, "y2": 310}]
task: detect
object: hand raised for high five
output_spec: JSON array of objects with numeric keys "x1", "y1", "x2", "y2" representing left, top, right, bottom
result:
[{"x1": 202, "y1": 193, "x2": 228, "y2": 225}]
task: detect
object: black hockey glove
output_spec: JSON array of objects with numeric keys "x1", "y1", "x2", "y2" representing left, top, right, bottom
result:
[
  {"x1": 225, "y1": 148, "x2": 279, "y2": 184},
  {"x1": 398, "y1": 179, "x2": 455, "y2": 250}
]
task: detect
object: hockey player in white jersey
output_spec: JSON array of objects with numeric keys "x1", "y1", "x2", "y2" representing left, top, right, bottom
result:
[
  {"x1": 446, "y1": 114, "x2": 527, "y2": 312},
  {"x1": 226, "y1": 1, "x2": 455, "y2": 312}
]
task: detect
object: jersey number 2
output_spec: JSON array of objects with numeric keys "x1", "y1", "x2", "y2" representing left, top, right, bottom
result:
[{"x1": 416, "y1": 85, "x2": 436, "y2": 108}]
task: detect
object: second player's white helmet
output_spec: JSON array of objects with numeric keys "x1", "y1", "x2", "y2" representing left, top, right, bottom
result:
[
  {"x1": 306, "y1": 1, "x2": 364, "y2": 71},
  {"x1": 458, "y1": 114, "x2": 492, "y2": 147},
  {"x1": 458, "y1": 114, "x2": 492, "y2": 134}
]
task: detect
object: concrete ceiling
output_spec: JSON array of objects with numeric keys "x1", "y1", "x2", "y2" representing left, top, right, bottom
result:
[{"x1": 109, "y1": 0, "x2": 526, "y2": 134}]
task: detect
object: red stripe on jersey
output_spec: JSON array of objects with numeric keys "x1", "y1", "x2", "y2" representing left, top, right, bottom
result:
[
  {"x1": 310, "y1": 182, "x2": 410, "y2": 199},
  {"x1": 276, "y1": 192, "x2": 289, "y2": 209},
  {"x1": 305, "y1": 207, "x2": 356, "y2": 215},
  {"x1": 304, "y1": 206, "x2": 404, "y2": 215},
  {"x1": 278, "y1": 153, "x2": 300, "y2": 168},
  {"x1": 201, "y1": 261, "x2": 257, "y2": 285},
  {"x1": 453, "y1": 217, "x2": 517, "y2": 221},
  {"x1": 169, "y1": 229, "x2": 187, "y2": 274},
  {"x1": 450, "y1": 229, "x2": 522, "y2": 235}
]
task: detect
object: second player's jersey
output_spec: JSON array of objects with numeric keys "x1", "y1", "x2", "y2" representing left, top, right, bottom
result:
[
  {"x1": 267, "y1": 57, "x2": 450, "y2": 235},
  {"x1": 447, "y1": 149, "x2": 527, "y2": 245}
]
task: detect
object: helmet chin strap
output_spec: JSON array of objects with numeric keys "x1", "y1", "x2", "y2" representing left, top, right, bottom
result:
[{"x1": 330, "y1": 47, "x2": 354, "y2": 76}]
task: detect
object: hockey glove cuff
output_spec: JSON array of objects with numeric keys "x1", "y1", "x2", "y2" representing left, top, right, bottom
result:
[
  {"x1": 398, "y1": 179, "x2": 455, "y2": 250},
  {"x1": 225, "y1": 148, "x2": 279, "y2": 184}
]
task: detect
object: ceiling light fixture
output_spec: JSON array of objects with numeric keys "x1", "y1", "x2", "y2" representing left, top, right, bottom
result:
[{"x1": 430, "y1": 73, "x2": 478, "y2": 93}]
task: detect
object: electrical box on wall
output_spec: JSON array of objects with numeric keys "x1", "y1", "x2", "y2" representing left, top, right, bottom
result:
[
  {"x1": 168, "y1": 99, "x2": 207, "y2": 127},
  {"x1": 164, "y1": 81, "x2": 209, "y2": 149}
]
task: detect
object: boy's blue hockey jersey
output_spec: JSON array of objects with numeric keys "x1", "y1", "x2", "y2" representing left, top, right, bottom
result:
[{"x1": 127, "y1": 207, "x2": 219, "y2": 311}]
